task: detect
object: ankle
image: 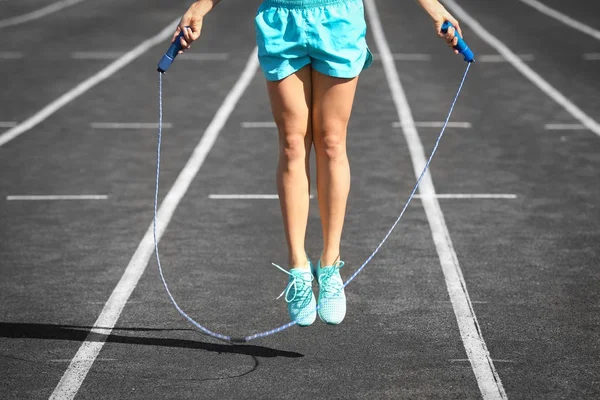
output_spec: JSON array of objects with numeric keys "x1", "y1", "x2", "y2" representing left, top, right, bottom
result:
[
  {"x1": 320, "y1": 253, "x2": 340, "y2": 267},
  {"x1": 289, "y1": 253, "x2": 310, "y2": 270}
]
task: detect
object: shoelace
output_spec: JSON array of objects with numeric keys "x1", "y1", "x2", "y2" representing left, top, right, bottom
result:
[
  {"x1": 317, "y1": 261, "x2": 345, "y2": 298},
  {"x1": 272, "y1": 263, "x2": 314, "y2": 304}
]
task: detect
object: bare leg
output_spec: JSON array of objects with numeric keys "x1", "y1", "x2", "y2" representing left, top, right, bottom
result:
[
  {"x1": 266, "y1": 65, "x2": 313, "y2": 269},
  {"x1": 311, "y1": 69, "x2": 359, "y2": 267}
]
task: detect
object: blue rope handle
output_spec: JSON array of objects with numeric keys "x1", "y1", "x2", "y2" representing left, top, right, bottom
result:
[{"x1": 154, "y1": 62, "x2": 472, "y2": 343}]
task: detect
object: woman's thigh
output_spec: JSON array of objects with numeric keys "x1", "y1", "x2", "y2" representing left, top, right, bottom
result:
[
  {"x1": 266, "y1": 65, "x2": 313, "y2": 145},
  {"x1": 311, "y1": 69, "x2": 359, "y2": 150}
]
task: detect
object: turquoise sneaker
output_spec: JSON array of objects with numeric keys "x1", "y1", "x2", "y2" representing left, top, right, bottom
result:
[
  {"x1": 272, "y1": 262, "x2": 317, "y2": 327},
  {"x1": 314, "y1": 260, "x2": 346, "y2": 325}
]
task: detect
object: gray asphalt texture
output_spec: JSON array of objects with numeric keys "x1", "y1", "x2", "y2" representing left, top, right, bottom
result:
[{"x1": 1, "y1": 0, "x2": 599, "y2": 398}]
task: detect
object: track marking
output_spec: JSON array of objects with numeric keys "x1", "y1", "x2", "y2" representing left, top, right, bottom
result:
[
  {"x1": 516, "y1": 0, "x2": 600, "y2": 41},
  {"x1": 0, "y1": 0, "x2": 88, "y2": 29},
  {"x1": 241, "y1": 121, "x2": 277, "y2": 128},
  {"x1": 372, "y1": 53, "x2": 433, "y2": 61},
  {"x1": 392, "y1": 121, "x2": 472, "y2": 129},
  {"x1": 450, "y1": 359, "x2": 515, "y2": 363},
  {"x1": 0, "y1": 121, "x2": 17, "y2": 128},
  {"x1": 49, "y1": 47, "x2": 259, "y2": 400},
  {"x1": 0, "y1": 51, "x2": 24, "y2": 59},
  {"x1": 365, "y1": 0, "x2": 506, "y2": 398},
  {"x1": 583, "y1": 53, "x2": 600, "y2": 60},
  {"x1": 544, "y1": 123, "x2": 587, "y2": 130},
  {"x1": 443, "y1": 0, "x2": 600, "y2": 139},
  {"x1": 49, "y1": 359, "x2": 117, "y2": 363},
  {"x1": 70, "y1": 52, "x2": 125, "y2": 60},
  {"x1": 180, "y1": 53, "x2": 230, "y2": 61},
  {"x1": 6, "y1": 195, "x2": 108, "y2": 201},
  {"x1": 414, "y1": 194, "x2": 517, "y2": 199},
  {"x1": 242, "y1": 121, "x2": 473, "y2": 129},
  {"x1": 71, "y1": 52, "x2": 229, "y2": 61},
  {"x1": 209, "y1": 194, "x2": 315, "y2": 199},
  {"x1": 477, "y1": 54, "x2": 534, "y2": 62},
  {"x1": 0, "y1": 19, "x2": 180, "y2": 148},
  {"x1": 90, "y1": 122, "x2": 173, "y2": 129}
]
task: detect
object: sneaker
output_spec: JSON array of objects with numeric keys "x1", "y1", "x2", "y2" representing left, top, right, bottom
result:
[
  {"x1": 314, "y1": 259, "x2": 346, "y2": 325},
  {"x1": 272, "y1": 262, "x2": 317, "y2": 326}
]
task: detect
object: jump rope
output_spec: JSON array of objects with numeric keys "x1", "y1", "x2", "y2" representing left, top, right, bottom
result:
[{"x1": 154, "y1": 22, "x2": 474, "y2": 344}]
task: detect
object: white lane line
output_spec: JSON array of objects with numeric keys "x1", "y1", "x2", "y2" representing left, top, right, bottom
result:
[
  {"x1": 6, "y1": 195, "x2": 108, "y2": 201},
  {"x1": 583, "y1": 53, "x2": 600, "y2": 60},
  {"x1": 0, "y1": 19, "x2": 179, "y2": 148},
  {"x1": 477, "y1": 54, "x2": 534, "y2": 62},
  {"x1": 49, "y1": 48, "x2": 259, "y2": 400},
  {"x1": 71, "y1": 52, "x2": 125, "y2": 60},
  {"x1": 414, "y1": 194, "x2": 517, "y2": 199},
  {"x1": 209, "y1": 194, "x2": 315, "y2": 199},
  {"x1": 180, "y1": 53, "x2": 230, "y2": 61},
  {"x1": 0, "y1": 0, "x2": 88, "y2": 29},
  {"x1": 450, "y1": 359, "x2": 515, "y2": 363},
  {"x1": 372, "y1": 53, "x2": 433, "y2": 61},
  {"x1": 49, "y1": 359, "x2": 117, "y2": 363},
  {"x1": 392, "y1": 121, "x2": 472, "y2": 129},
  {"x1": 517, "y1": 0, "x2": 600, "y2": 41},
  {"x1": 544, "y1": 123, "x2": 587, "y2": 130},
  {"x1": 241, "y1": 121, "x2": 276, "y2": 128},
  {"x1": 0, "y1": 121, "x2": 17, "y2": 128},
  {"x1": 0, "y1": 51, "x2": 24, "y2": 59},
  {"x1": 365, "y1": 0, "x2": 506, "y2": 399},
  {"x1": 443, "y1": 0, "x2": 600, "y2": 139},
  {"x1": 71, "y1": 52, "x2": 229, "y2": 61},
  {"x1": 244, "y1": 121, "x2": 473, "y2": 129},
  {"x1": 90, "y1": 122, "x2": 173, "y2": 129}
]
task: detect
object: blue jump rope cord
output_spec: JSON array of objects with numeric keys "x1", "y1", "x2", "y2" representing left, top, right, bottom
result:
[{"x1": 154, "y1": 62, "x2": 472, "y2": 343}]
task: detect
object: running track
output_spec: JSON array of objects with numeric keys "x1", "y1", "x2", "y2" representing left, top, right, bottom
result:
[{"x1": 1, "y1": 0, "x2": 599, "y2": 398}]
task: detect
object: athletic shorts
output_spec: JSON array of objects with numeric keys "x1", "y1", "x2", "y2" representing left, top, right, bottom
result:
[{"x1": 254, "y1": 0, "x2": 373, "y2": 81}]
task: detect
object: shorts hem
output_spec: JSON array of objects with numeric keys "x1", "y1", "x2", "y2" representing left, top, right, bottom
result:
[{"x1": 261, "y1": 59, "x2": 312, "y2": 81}]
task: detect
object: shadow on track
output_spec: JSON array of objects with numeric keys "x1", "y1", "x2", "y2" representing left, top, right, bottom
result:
[{"x1": 0, "y1": 322, "x2": 304, "y2": 358}]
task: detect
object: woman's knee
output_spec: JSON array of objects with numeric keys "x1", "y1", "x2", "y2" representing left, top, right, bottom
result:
[
  {"x1": 278, "y1": 126, "x2": 310, "y2": 163},
  {"x1": 315, "y1": 125, "x2": 348, "y2": 162}
]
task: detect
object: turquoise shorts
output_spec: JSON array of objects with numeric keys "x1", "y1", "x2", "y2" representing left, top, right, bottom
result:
[{"x1": 254, "y1": 0, "x2": 373, "y2": 81}]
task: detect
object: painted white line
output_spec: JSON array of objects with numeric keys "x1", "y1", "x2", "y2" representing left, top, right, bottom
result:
[
  {"x1": 71, "y1": 52, "x2": 230, "y2": 61},
  {"x1": 477, "y1": 54, "x2": 534, "y2": 62},
  {"x1": 49, "y1": 48, "x2": 259, "y2": 400},
  {"x1": 90, "y1": 122, "x2": 173, "y2": 129},
  {"x1": 0, "y1": 19, "x2": 179, "y2": 148},
  {"x1": 517, "y1": 0, "x2": 600, "y2": 41},
  {"x1": 49, "y1": 359, "x2": 117, "y2": 363},
  {"x1": 0, "y1": 121, "x2": 17, "y2": 128},
  {"x1": 0, "y1": 51, "x2": 24, "y2": 59},
  {"x1": 365, "y1": 0, "x2": 506, "y2": 398},
  {"x1": 450, "y1": 359, "x2": 515, "y2": 363},
  {"x1": 180, "y1": 53, "x2": 230, "y2": 61},
  {"x1": 372, "y1": 53, "x2": 433, "y2": 61},
  {"x1": 71, "y1": 52, "x2": 124, "y2": 60},
  {"x1": 241, "y1": 121, "x2": 277, "y2": 128},
  {"x1": 392, "y1": 121, "x2": 472, "y2": 129},
  {"x1": 583, "y1": 53, "x2": 600, "y2": 60},
  {"x1": 414, "y1": 194, "x2": 517, "y2": 199},
  {"x1": 437, "y1": 300, "x2": 488, "y2": 304},
  {"x1": 209, "y1": 194, "x2": 315, "y2": 199},
  {"x1": 544, "y1": 123, "x2": 587, "y2": 130},
  {"x1": 0, "y1": 0, "x2": 88, "y2": 29},
  {"x1": 6, "y1": 195, "x2": 108, "y2": 201},
  {"x1": 443, "y1": 0, "x2": 600, "y2": 138}
]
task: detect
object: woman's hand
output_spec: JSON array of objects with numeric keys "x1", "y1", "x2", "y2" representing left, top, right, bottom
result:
[
  {"x1": 171, "y1": 0, "x2": 220, "y2": 53},
  {"x1": 417, "y1": 0, "x2": 463, "y2": 54}
]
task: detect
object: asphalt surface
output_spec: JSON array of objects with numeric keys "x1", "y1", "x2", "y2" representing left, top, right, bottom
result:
[{"x1": 1, "y1": 0, "x2": 599, "y2": 399}]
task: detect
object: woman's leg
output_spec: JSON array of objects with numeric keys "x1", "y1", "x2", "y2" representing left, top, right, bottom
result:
[
  {"x1": 266, "y1": 65, "x2": 313, "y2": 269},
  {"x1": 311, "y1": 69, "x2": 359, "y2": 267}
]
